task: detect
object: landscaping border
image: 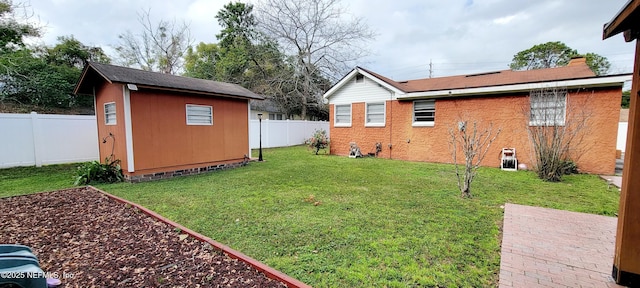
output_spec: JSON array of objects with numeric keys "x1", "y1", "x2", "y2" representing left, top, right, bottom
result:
[{"x1": 89, "y1": 186, "x2": 311, "y2": 288}]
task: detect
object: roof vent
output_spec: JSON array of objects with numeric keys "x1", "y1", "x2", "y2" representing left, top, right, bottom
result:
[
  {"x1": 465, "y1": 71, "x2": 501, "y2": 78},
  {"x1": 398, "y1": 81, "x2": 408, "y2": 84}
]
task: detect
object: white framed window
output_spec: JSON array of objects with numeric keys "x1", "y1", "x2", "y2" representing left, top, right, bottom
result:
[
  {"x1": 355, "y1": 74, "x2": 364, "y2": 83},
  {"x1": 365, "y1": 102, "x2": 385, "y2": 127},
  {"x1": 186, "y1": 104, "x2": 213, "y2": 125},
  {"x1": 413, "y1": 100, "x2": 435, "y2": 127},
  {"x1": 104, "y1": 102, "x2": 116, "y2": 125},
  {"x1": 269, "y1": 113, "x2": 283, "y2": 120},
  {"x1": 529, "y1": 88, "x2": 566, "y2": 126},
  {"x1": 334, "y1": 104, "x2": 352, "y2": 127}
]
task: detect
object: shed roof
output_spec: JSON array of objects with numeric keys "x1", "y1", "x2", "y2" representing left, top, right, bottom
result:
[{"x1": 74, "y1": 62, "x2": 263, "y2": 100}]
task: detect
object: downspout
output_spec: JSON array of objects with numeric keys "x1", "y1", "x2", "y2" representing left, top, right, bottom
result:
[{"x1": 389, "y1": 91, "x2": 393, "y2": 159}]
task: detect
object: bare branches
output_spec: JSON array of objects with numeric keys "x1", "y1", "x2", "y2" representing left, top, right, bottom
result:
[
  {"x1": 114, "y1": 9, "x2": 192, "y2": 74},
  {"x1": 448, "y1": 120, "x2": 501, "y2": 198},
  {"x1": 255, "y1": 0, "x2": 376, "y2": 119},
  {"x1": 525, "y1": 86, "x2": 591, "y2": 181}
]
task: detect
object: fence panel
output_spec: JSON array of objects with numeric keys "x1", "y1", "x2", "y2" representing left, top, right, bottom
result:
[
  {"x1": 0, "y1": 114, "x2": 37, "y2": 167},
  {"x1": 249, "y1": 120, "x2": 329, "y2": 149},
  {"x1": 0, "y1": 112, "x2": 99, "y2": 168},
  {"x1": 618, "y1": 122, "x2": 628, "y2": 152}
]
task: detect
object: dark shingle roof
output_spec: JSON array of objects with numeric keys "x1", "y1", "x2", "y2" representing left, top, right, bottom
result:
[{"x1": 74, "y1": 62, "x2": 263, "y2": 100}]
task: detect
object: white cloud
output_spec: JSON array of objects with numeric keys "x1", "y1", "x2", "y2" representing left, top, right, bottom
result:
[{"x1": 24, "y1": 0, "x2": 636, "y2": 79}]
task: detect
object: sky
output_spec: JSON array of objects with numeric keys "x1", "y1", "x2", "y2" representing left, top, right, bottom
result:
[{"x1": 27, "y1": 0, "x2": 636, "y2": 81}]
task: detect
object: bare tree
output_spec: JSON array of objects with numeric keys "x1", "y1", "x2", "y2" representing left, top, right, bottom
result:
[
  {"x1": 448, "y1": 120, "x2": 501, "y2": 198},
  {"x1": 255, "y1": 0, "x2": 376, "y2": 119},
  {"x1": 115, "y1": 9, "x2": 192, "y2": 74},
  {"x1": 525, "y1": 86, "x2": 591, "y2": 181}
]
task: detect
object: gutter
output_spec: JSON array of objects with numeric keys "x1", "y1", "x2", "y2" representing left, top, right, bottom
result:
[{"x1": 397, "y1": 75, "x2": 632, "y2": 100}]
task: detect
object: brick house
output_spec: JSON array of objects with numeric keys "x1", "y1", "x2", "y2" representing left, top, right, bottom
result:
[
  {"x1": 74, "y1": 62, "x2": 263, "y2": 182},
  {"x1": 323, "y1": 57, "x2": 630, "y2": 175}
]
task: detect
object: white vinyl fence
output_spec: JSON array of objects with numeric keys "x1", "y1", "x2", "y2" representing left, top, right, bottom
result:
[
  {"x1": 249, "y1": 119, "x2": 329, "y2": 149},
  {"x1": 618, "y1": 122, "x2": 628, "y2": 152},
  {"x1": 0, "y1": 113, "x2": 329, "y2": 168},
  {"x1": 0, "y1": 112, "x2": 99, "y2": 168}
]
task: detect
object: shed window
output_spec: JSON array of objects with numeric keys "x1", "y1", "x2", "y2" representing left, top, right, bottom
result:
[
  {"x1": 104, "y1": 102, "x2": 116, "y2": 125},
  {"x1": 413, "y1": 100, "x2": 435, "y2": 126},
  {"x1": 365, "y1": 102, "x2": 385, "y2": 126},
  {"x1": 186, "y1": 104, "x2": 213, "y2": 125},
  {"x1": 530, "y1": 89, "x2": 566, "y2": 126},
  {"x1": 334, "y1": 104, "x2": 351, "y2": 127}
]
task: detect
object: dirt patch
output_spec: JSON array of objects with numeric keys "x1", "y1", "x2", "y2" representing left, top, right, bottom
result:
[{"x1": 0, "y1": 187, "x2": 287, "y2": 287}]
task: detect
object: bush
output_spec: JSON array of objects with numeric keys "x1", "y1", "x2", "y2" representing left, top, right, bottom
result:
[
  {"x1": 305, "y1": 129, "x2": 330, "y2": 155},
  {"x1": 561, "y1": 160, "x2": 579, "y2": 175},
  {"x1": 74, "y1": 157, "x2": 124, "y2": 185}
]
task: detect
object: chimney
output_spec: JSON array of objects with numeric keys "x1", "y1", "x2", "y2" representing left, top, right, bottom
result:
[{"x1": 567, "y1": 56, "x2": 587, "y2": 66}]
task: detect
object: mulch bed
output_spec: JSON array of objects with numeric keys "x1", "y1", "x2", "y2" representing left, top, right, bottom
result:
[{"x1": 0, "y1": 187, "x2": 287, "y2": 287}]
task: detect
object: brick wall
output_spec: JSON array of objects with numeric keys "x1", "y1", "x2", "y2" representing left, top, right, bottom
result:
[{"x1": 330, "y1": 87, "x2": 620, "y2": 175}]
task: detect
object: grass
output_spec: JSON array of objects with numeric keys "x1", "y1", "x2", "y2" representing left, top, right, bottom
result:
[
  {"x1": 0, "y1": 164, "x2": 77, "y2": 197},
  {"x1": 0, "y1": 146, "x2": 619, "y2": 287}
]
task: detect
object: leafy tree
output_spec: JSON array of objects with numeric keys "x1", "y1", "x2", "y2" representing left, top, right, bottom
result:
[
  {"x1": 583, "y1": 52, "x2": 611, "y2": 76},
  {"x1": 256, "y1": 0, "x2": 376, "y2": 119},
  {"x1": 0, "y1": 0, "x2": 39, "y2": 51},
  {"x1": 46, "y1": 35, "x2": 110, "y2": 68},
  {"x1": 183, "y1": 42, "x2": 220, "y2": 79},
  {"x1": 510, "y1": 41, "x2": 610, "y2": 75},
  {"x1": 216, "y1": 2, "x2": 257, "y2": 49},
  {"x1": 622, "y1": 90, "x2": 630, "y2": 108},
  {"x1": 1, "y1": 36, "x2": 109, "y2": 108},
  {"x1": 115, "y1": 9, "x2": 192, "y2": 74}
]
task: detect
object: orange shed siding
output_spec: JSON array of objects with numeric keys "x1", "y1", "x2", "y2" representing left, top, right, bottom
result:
[
  {"x1": 128, "y1": 90, "x2": 249, "y2": 176},
  {"x1": 330, "y1": 87, "x2": 619, "y2": 175},
  {"x1": 95, "y1": 83, "x2": 129, "y2": 169}
]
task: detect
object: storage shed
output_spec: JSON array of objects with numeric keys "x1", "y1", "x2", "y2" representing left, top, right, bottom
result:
[{"x1": 74, "y1": 62, "x2": 263, "y2": 182}]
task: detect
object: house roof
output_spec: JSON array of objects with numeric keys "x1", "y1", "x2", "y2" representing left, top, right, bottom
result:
[
  {"x1": 74, "y1": 62, "x2": 264, "y2": 100},
  {"x1": 250, "y1": 98, "x2": 282, "y2": 113},
  {"x1": 383, "y1": 58, "x2": 596, "y2": 93},
  {"x1": 324, "y1": 57, "x2": 631, "y2": 101},
  {"x1": 603, "y1": 0, "x2": 640, "y2": 41}
]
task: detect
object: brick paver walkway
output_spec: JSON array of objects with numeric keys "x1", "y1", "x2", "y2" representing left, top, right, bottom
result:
[{"x1": 499, "y1": 203, "x2": 625, "y2": 288}]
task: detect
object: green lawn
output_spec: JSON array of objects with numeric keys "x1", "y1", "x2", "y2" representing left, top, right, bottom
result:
[
  {"x1": 0, "y1": 164, "x2": 77, "y2": 197},
  {"x1": 0, "y1": 146, "x2": 619, "y2": 287}
]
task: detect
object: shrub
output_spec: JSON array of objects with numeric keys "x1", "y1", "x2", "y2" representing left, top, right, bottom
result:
[
  {"x1": 305, "y1": 129, "x2": 330, "y2": 155},
  {"x1": 561, "y1": 160, "x2": 579, "y2": 175},
  {"x1": 74, "y1": 157, "x2": 124, "y2": 185}
]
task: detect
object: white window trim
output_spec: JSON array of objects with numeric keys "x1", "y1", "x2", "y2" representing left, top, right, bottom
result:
[
  {"x1": 529, "y1": 91, "x2": 567, "y2": 127},
  {"x1": 412, "y1": 100, "x2": 435, "y2": 127},
  {"x1": 186, "y1": 104, "x2": 213, "y2": 126},
  {"x1": 365, "y1": 102, "x2": 386, "y2": 127},
  {"x1": 334, "y1": 104, "x2": 352, "y2": 127},
  {"x1": 104, "y1": 102, "x2": 116, "y2": 125}
]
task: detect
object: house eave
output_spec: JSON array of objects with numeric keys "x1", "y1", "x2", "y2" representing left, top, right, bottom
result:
[
  {"x1": 603, "y1": 0, "x2": 640, "y2": 41},
  {"x1": 115, "y1": 83, "x2": 265, "y2": 101},
  {"x1": 397, "y1": 74, "x2": 632, "y2": 100},
  {"x1": 323, "y1": 67, "x2": 404, "y2": 100}
]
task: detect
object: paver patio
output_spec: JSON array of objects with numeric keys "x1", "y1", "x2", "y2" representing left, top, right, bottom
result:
[{"x1": 499, "y1": 203, "x2": 625, "y2": 288}]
